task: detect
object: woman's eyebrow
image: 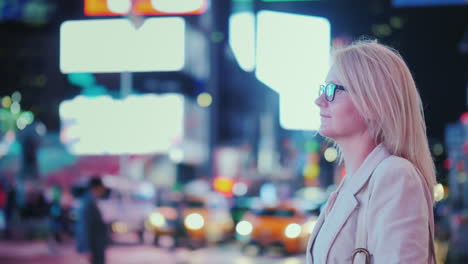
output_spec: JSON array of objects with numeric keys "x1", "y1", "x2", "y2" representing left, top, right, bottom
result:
[{"x1": 326, "y1": 80, "x2": 342, "y2": 85}]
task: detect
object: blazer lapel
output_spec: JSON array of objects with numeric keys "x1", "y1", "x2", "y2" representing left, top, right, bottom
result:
[
  {"x1": 306, "y1": 209, "x2": 325, "y2": 263},
  {"x1": 307, "y1": 179, "x2": 347, "y2": 263},
  {"x1": 320, "y1": 191, "x2": 358, "y2": 263},
  {"x1": 346, "y1": 143, "x2": 390, "y2": 196}
]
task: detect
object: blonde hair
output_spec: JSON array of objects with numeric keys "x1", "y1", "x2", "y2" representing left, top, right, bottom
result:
[{"x1": 332, "y1": 39, "x2": 436, "y2": 202}]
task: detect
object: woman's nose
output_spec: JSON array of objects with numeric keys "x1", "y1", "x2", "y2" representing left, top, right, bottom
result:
[{"x1": 315, "y1": 94, "x2": 327, "y2": 108}]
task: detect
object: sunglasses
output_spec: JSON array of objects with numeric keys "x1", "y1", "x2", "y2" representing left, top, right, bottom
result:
[{"x1": 318, "y1": 83, "x2": 346, "y2": 102}]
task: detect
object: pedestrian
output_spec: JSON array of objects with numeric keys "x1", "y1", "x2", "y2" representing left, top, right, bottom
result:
[
  {"x1": 49, "y1": 185, "x2": 63, "y2": 243},
  {"x1": 3, "y1": 183, "x2": 16, "y2": 239},
  {"x1": 173, "y1": 196, "x2": 188, "y2": 249},
  {"x1": 76, "y1": 177, "x2": 109, "y2": 264},
  {"x1": 306, "y1": 39, "x2": 436, "y2": 263}
]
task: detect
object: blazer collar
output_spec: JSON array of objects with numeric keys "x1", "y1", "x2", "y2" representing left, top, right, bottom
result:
[{"x1": 345, "y1": 143, "x2": 390, "y2": 196}]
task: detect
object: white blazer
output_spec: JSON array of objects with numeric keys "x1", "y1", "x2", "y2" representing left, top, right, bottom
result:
[{"x1": 306, "y1": 144, "x2": 436, "y2": 263}]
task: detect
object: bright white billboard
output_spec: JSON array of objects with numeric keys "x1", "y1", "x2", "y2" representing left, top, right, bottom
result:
[
  {"x1": 229, "y1": 12, "x2": 255, "y2": 72},
  {"x1": 256, "y1": 11, "x2": 330, "y2": 93},
  {"x1": 60, "y1": 17, "x2": 185, "y2": 73},
  {"x1": 279, "y1": 92, "x2": 320, "y2": 131},
  {"x1": 255, "y1": 11, "x2": 330, "y2": 131},
  {"x1": 59, "y1": 94, "x2": 184, "y2": 155}
]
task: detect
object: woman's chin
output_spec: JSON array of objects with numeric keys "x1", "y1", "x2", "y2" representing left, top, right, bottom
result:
[{"x1": 318, "y1": 127, "x2": 335, "y2": 139}]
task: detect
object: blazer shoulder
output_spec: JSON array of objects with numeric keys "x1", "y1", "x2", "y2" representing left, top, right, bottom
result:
[
  {"x1": 375, "y1": 155, "x2": 417, "y2": 173},
  {"x1": 372, "y1": 155, "x2": 421, "y2": 185}
]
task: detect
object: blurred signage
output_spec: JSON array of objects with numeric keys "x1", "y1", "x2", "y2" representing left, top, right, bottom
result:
[
  {"x1": 60, "y1": 17, "x2": 185, "y2": 73},
  {"x1": 0, "y1": 0, "x2": 57, "y2": 24},
  {"x1": 255, "y1": 11, "x2": 330, "y2": 131},
  {"x1": 59, "y1": 94, "x2": 184, "y2": 155},
  {"x1": 84, "y1": 0, "x2": 207, "y2": 16},
  {"x1": 229, "y1": 12, "x2": 255, "y2": 72},
  {"x1": 213, "y1": 147, "x2": 243, "y2": 178}
]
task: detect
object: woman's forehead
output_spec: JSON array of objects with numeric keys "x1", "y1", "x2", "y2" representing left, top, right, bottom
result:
[{"x1": 325, "y1": 66, "x2": 343, "y2": 85}]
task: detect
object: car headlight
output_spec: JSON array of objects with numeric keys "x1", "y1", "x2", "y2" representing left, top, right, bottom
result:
[
  {"x1": 184, "y1": 213, "x2": 204, "y2": 230},
  {"x1": 284, "y1": 223, "x2": 301, "y2": 239},
  {"x1": 235, "y1": 220, "x2": 253, "y2": 236},
  {"x1": 149, "y1": 212, "x2": 166, "y2": 227}
]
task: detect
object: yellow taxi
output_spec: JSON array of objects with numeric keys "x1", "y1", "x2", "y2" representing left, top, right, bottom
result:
[
  {"x1": 235, "y1": 203, "x2": 317, "y2": 255},
  {"x1": 147, "y1": 192, "x2": 234, "y2": 248}
]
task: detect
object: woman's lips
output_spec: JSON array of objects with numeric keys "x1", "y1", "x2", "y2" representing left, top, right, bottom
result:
[{"x1": 320, "y1": 114, "x2": 331, "y2": 118}]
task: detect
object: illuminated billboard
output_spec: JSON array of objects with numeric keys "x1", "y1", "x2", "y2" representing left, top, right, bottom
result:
[
  {"x1": 59, "y1": 94, "x2": 209, "y2": 163},
  {"x1": 60, "y1": 17, "x2": 185, "y2": 73},
  {"x1": 85, "y1": 0, "x2": 207, "y2": 16},
  {"x1": 59, "y1": 94, "x2": 184, "y2": 155},
  {"x1": 229, "y1": 12, "x2": 255, "y2": 72},
  {"x1": 255, "y1": 11, "x2": 330, "y2": 131},
  {"x1": 256, "y1": 10, "x2": 330, "y2": 94}
]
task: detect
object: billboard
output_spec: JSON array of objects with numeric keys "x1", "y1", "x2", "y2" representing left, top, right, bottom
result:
[
  {"x1": 60, "y1": 17, "x2": 185, "y2": 73},
  {"x1": 59, "y1": 94, "x2": 184, "y2": 155},
  {"x1": 255, "y1": 11, "x2": 330, "y2": 131},
  {"x1": 84, "y1": 0, "x2": 207, "y2": 16}
]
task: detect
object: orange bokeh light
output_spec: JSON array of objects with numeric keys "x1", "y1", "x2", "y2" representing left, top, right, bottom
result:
[
  {"x1": 84, "y1": 0, "x2": 207, "y2": 16},
  {"x1": 213, "y1": 177, "x2": 234, "y2": 197}
]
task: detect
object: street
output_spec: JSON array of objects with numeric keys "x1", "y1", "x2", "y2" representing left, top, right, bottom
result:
[{"x1": 0, "y1": 239, "x2": 306, "y2": 264}]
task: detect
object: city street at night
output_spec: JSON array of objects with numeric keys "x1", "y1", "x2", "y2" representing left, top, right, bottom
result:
[
  {"x1": 0, "y1": 239, "x2": 305, "y2": 264},
  {"x1": 0, "y1": 0, "x2": 467, "y2": 263}
]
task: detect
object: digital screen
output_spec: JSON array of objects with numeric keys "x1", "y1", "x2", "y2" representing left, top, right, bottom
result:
[
  {"x1": 60, "y1": 17, "x2": 185, "y2": 73},
  {"x1": 255, "y1": 11, "x2": 330, "y2": 131},
  {"x1": 85, "y1": 0, "x2": 207, "y2": 16},
  {"x1": 59, "y1": 94, "x2": 184, "y2": 155}
]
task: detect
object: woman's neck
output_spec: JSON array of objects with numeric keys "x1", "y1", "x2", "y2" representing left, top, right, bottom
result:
[{"x1": 336, "y1": 133, "x2": 378, "y2": 177}]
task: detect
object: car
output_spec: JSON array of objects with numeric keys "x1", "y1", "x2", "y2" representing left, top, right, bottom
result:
[
  {"x1": 147, "y1": 191, "x2": 234, "y2": 248},
  {"x1": 235, "y1": 202, "x2": 317, "y2": 256}
]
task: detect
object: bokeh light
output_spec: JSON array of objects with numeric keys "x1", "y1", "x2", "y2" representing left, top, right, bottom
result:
[
  {"x1": 432, "y1": 143, "x2": 444, "y2": 156},
  {"x1": 11, "y1": 91, "x2": 22, "y2": 102},
  {"x1": 284, "y1": 223, "x2": 301, "y2": 238},
  {"x1": 324, "y1": 147, "x2": 338, "y2": 162},
  {"x1": 233, "y1": 182, "x2": 248, "y2": 196},
  {"x1": 1, "y1": 96, "x2": 12, "y2": 109},
  {"x1": 434, "y1": 183, "x2": 445, "y2": 202},
  {"x1": 236, "y1": 220, "x2": 253, "y2": 236},
  {"x1": 184, "y1": 213, "x2": 204, "y2": 230},
  {"x1": 197, "y1": 92, "x2": 212, "y2": 107},
  {"x1": 10, "y1": 102, "x2": 20, "y2": 114}
]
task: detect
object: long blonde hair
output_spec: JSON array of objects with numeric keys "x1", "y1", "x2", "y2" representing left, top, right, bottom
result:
[{"x1": 332, "y1": 39, "x2": 436, "y2": 202}]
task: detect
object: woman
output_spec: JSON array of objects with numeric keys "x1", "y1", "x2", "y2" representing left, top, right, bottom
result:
[{"x1": 306, "y1": 40, "x2": 436, "y2": 263}]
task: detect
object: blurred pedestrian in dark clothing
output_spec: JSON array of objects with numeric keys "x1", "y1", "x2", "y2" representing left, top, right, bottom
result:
[
  {"x1": 20, "y1": 187, "x2": 49, "y2": 219},
  {"x1": 75, "y1": 177, "x2": 109, "y2": 264},
  {"x1": 3, "y1": 186, "x2": 16, "y2": 239},
  {"x1": 173, "y1": 197, "x2": 188, "y2": 249},
  {"x1": 0, "y1": 183, "x2": 7, "y2": 233},
  {"x1": 20, "y1": 186, "x2": 50, "y2": 240},
  {"x1": 49, "y1": 185, "x2": 63, "y2": 243}
]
